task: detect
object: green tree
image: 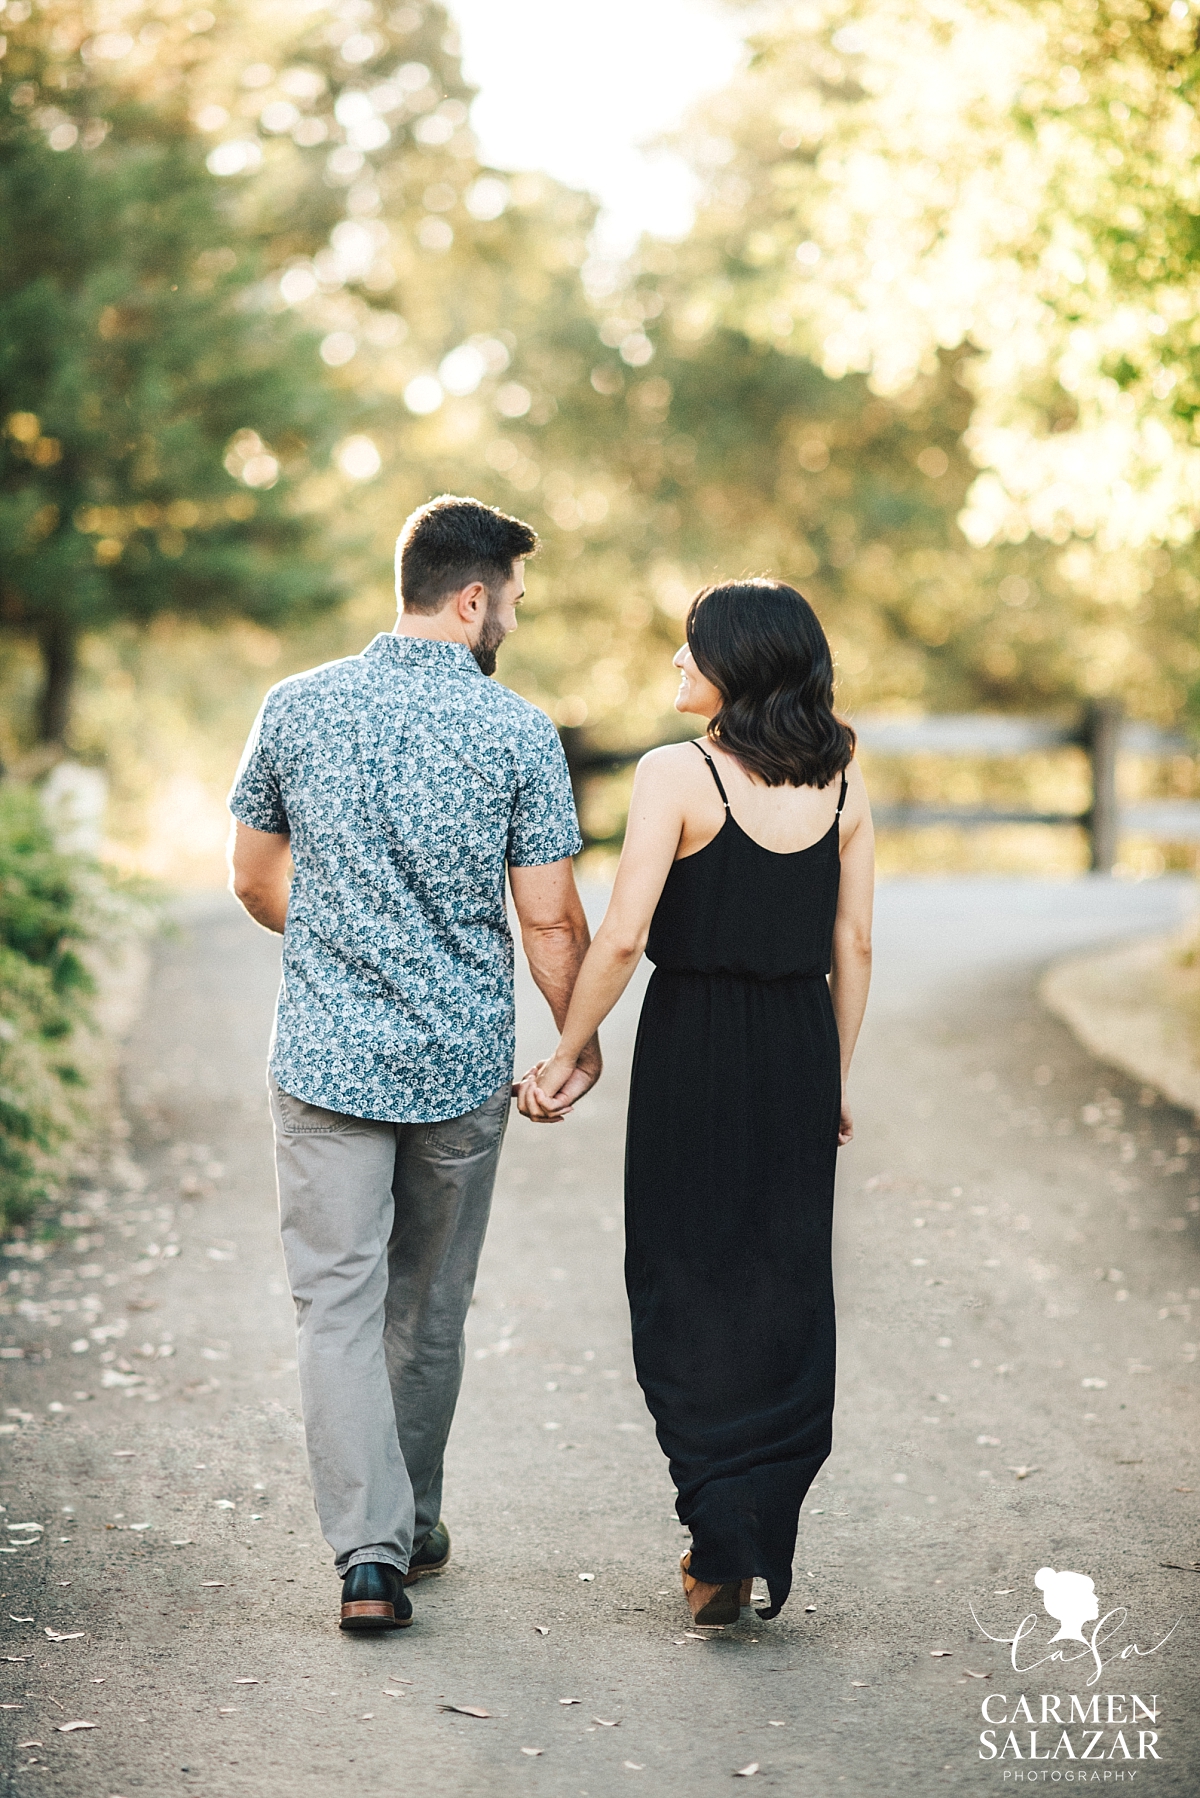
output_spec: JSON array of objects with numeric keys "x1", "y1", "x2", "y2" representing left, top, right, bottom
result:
[
  {"x1": 0, "y1": 9, "x2": 366, "y2": 743},
  {"x1": 650, "y1": 0, "x2": 1200, "y2": 723}
]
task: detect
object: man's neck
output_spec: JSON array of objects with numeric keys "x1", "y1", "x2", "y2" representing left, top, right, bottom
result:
[{"x1": 392, "y1": 608, "x2": 469, "y2": 646}]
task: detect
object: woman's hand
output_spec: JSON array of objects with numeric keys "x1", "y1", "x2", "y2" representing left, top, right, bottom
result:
[
  {"x1": 515, "y1": 1041, "x2": 602, "y2": 1123},
  {"x1": 838, "y1": 1094, "x2": 854, "y2": 1146}
]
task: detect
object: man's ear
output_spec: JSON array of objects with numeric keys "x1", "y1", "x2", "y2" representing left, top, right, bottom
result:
[{"x1": 455, "y1": 581, "x2": 488, "y2": 621}]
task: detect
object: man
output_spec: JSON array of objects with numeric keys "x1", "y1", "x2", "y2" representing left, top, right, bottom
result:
[{"x1": 227, "y1": 494, "x2": 600, "y2": 1630}]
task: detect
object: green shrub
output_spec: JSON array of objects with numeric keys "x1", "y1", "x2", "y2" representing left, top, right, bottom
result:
[{"x1": 0, "y1": 785, "x2": 104, "y2": 1231}]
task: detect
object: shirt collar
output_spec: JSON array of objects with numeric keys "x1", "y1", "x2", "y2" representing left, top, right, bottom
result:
[{"x1": 364, "y1": 632, "x2": 482, "y2": 674}]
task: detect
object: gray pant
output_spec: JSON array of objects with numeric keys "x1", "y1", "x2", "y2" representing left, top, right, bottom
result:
[{"x1": 269, "y1": 1075, "x2": 510, "y2": 1577}]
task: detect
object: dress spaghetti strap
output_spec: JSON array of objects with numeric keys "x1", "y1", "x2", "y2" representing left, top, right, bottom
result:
[
  {"x1": 836, "y1": 770, "x2": 848, "y2": 817},
  {"x1": 692, "y1": 740, "x2": 730, "y2": 811}
]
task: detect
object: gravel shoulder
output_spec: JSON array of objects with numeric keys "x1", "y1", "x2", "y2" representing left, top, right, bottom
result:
[
  {"x1": 1042, "y1": 923, "x2": 1200, "y2": 1118},
  {"x1": 1, "y1": 877, "x2": 1197, "y2": 1798}
]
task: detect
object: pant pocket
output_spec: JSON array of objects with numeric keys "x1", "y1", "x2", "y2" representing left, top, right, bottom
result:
[
  {"x1": 420, "y1": 1087, "x2": 510, "y2": 1159},
  {"x1": 276, "y1": 1087, "x2": 363, "y2": 1135}
]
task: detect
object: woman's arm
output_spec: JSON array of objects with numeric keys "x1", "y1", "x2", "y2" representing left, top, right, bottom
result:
[
  {"x1": 829, "y1": 761, "x2": 875, "y2": 1144},
  {"x1": 518, "y1": 749, "x2": 689, "y2": 1120}
]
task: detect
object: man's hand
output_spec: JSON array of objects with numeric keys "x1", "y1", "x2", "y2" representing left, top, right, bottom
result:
[{"x1": 515, "y1": 1039, "x2": 602, "y2": 1123}]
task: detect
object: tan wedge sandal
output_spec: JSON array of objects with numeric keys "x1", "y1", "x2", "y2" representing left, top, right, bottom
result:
[{"x1": 680, "y1": 1552, "x2": 753, "y2": 1627}]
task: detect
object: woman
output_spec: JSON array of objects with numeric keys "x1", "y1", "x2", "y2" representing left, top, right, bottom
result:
[{"x1": 519, "y1": 579, "x2": 874, "y2": 1624}]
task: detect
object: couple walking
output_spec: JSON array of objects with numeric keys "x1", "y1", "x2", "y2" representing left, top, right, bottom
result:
[{"x1": 228, "y1": 494, "x2": 874, "y2": 1632}]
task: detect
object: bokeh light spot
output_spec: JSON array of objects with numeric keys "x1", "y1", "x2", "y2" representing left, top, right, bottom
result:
[
  {"x1": 404, "y1": 375, "x2": 444, "y2": 415},
  {"x1": 336, "y1": 435, "x2": 382, "y2": 481}
]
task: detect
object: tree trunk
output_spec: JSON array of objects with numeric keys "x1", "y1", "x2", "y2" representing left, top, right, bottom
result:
[{"x1": 36, "y1": 619, "x2": 77, "y2": 744}]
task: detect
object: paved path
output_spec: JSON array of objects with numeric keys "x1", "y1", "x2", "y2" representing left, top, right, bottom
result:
[{"x1": 1, "y1": 878, "x2": 1198, "y2": 1797}]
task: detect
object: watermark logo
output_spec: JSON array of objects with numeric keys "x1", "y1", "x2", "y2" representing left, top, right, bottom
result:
[{"x1": 969, "y1": 1564, "x2": 1181, "y2": 1772}]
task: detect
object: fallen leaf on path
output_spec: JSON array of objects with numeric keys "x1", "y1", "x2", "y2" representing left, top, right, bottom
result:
[
  {"x1": 1160, "y1": 1561, "x2": 1200, "y2": 1572},
  {"x1": 2, "y1": 1656, "x2": 32, "y2": 1663},
  {"x1": 768, "y1": 1721, "x2": 786, "y2": 1727},
  {"x1": 804, "y1": 1605, "x2": 816, "y2": 1613},
  {"x1": 964, "y1": 1671, "x2": 990, "y2": 1679},
  {"x1": 201, "y1": 1582, "x2": 226, "y2": 1589},
  {"x1": 232, "y1": 1678, "x2": 259, "y2": 1685},
  {"x1": 1007, "y1": 1466, "x2": 1041, "y2": 1480},
  {"x1": 735, "y1": 1766, "x2": 760, "y2": 1778},
  {"x1": 593, "y1": 1717, "x2": 619, "y2": 1727},
  {"x1": 360, "y1": 1713, "x2": 373, "y2": 1720},
  {"x1": 16, "y1": 1741, "x2": 41, "y2": 1748},
  {"x1": 56, "y1": 1720, "x2": 97, "y2": 1732},
  {"x1": 8, "y1": 1616, "x2": 34, "y2": 1624},
  {"x1": 112, "y1": 1450, "x2": 135, "y2": 1458},
  {"x1": 851, "y1": 1682, "x2": 870, "y2": 1688},
  {"x1": 623, "y1": 1763, "x2": 644, "y2": 1771},
  {"x1": 0, "y1": 1703, "x2": 24, "y2": 1710},
  {"x1": 930, "y1": 1650, "x2": 953, "y2": 1658},
  {"x1": 578, "y1": 1572, "x2": 594, "y2": 1581},
  {"x1": 213, "y1": 1500, "x2": 235, "y2": 1510},
  {"x1": 520, "y1": 1747, "x2": 542, "y2": 1756},
  {"x1": 993, "y1": 1589, "x2": 1013, "y2": 1595},
  {"x1": 559, "y1": 1697, "x2": 581, "y2": 1706},
  {"x1": 534, "y1": 1626, "x2": 549, "y2": 1635},
  {"x1": 441, "y1": 1705, "x2": 490, "y2": 1718},
  {"x1": 44, "y1": 1630, "x2": 84, "y2": 1641},
  {"x1": 217, "y1": 1708, "x2": 238, "y2": 1715}
]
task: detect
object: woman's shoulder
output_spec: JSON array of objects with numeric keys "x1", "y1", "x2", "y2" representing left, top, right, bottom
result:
[
  {"x1": 636, "y1": 739, "x2": 711, "y2": 782},
  {"x1": 838, "y1": 754, "x2": 872, "y2": 830}
]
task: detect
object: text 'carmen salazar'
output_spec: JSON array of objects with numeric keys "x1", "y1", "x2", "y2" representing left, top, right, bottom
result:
[{"x1": 979, "y1": 1693, "x2": 1162, "y2": 1762}]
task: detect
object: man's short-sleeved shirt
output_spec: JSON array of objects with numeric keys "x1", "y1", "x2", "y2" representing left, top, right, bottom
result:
[{"x1": 227, "y1": 633, "x2": 581, "y2": 1123}]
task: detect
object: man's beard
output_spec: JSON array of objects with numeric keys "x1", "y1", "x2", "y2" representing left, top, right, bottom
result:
[{"x1": 470, "y1": 597, "x2": 507, "y2": 676}]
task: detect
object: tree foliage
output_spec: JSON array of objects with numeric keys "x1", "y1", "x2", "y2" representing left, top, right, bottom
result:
[
  {"x1": 644, "y1": 0, "x2": 1200, "y2": 723},
  {"x1": 0, "y1": 3, "x2": 379, "y2": 740}
]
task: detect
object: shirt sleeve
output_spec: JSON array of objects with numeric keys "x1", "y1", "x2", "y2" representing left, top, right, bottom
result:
[
  {"x1": 227, "y1": 692, "x2": 289, "y2": 834},
  {"x1": 507, "y1": 710, "x2": 583, "y2": 866}
]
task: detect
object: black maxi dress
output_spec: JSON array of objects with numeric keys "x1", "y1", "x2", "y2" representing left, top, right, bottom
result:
[{"x1": 624, "y1": 745, "x2": 847, "y2": 1619}]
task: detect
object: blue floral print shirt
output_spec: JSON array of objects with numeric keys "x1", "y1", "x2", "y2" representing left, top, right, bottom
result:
[{"x1": 228, "y1": 633, "x2": 581, "y2": 1123}]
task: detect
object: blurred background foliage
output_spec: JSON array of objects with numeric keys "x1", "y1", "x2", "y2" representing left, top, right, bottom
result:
[{"x1": 2, "y1": 0, "x2": 1200, "y2": 880}]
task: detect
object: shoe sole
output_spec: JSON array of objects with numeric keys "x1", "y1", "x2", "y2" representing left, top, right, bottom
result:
[
  {"x1": 339, "y1": 1602, "x2": 414, "y2": 1631},
  {"x1": 402, "y1": 1551, "x2": 449, "y2": 1587}
]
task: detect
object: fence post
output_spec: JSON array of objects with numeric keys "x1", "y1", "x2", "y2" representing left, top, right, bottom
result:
[{"x1": 1085, "y1": 700, "x2": 1122, "y2": 873}]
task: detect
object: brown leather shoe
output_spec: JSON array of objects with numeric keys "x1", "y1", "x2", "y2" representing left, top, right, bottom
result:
[
  {"x1": 680, "y1": 1551, "x2": 746, "y2": 1626},
  {"x1": 339, "y1": 1562, "x2": 414, "y2": 1630}
]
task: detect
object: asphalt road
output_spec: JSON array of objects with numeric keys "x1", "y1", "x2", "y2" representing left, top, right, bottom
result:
[{"x1": 1, "y1": 876, "x2": 1198, "y2": 1798}]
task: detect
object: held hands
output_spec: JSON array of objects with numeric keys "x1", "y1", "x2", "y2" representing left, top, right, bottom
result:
[{"x1": 514, "y1": 1038, "x2": 602, "y2": 1123}]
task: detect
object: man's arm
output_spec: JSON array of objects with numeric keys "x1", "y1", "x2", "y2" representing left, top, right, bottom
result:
[
  {"x1": 228, "y1": 820, "x2": 292, "y2": 934},
  {"x1": 508, "y1": 857, "x2": 600, "y2": 1111}
]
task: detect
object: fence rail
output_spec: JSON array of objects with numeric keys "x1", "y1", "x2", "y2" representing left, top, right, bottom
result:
[{"x1": 560, "y1": 704, "x2": 1200, "y2": 869}]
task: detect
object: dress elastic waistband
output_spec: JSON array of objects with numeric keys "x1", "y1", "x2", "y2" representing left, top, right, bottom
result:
[{"x1": 650, "y1": 965, "x2": 829, "y2": 984}]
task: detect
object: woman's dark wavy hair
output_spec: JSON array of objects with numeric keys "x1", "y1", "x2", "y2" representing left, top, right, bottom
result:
[{"x1": 686, "y1": 578, "x2": 856, "y2": 789}]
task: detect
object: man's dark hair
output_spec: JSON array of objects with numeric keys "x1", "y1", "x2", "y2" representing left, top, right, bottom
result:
[{"x1": 395, "y1": 494, "x2": 538, "y2": 613}]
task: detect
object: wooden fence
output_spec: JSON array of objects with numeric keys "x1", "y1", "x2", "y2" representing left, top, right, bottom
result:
[{"x1": 561, "y1": 703, "x2": 1200, "y2": 871}]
